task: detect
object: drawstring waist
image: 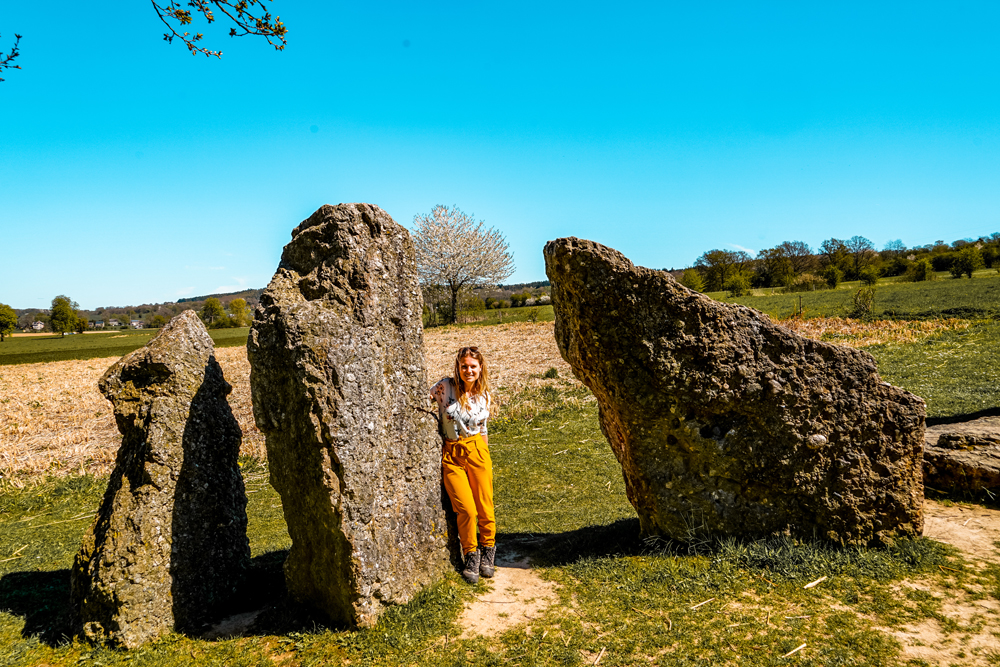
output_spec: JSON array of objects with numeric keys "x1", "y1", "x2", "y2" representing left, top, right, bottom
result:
[{"x1": 443, "y1": 433, "x2": 486, "y2": 458}]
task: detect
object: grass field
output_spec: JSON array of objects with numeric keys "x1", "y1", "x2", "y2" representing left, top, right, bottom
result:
[
  {"x1": 0, "y1": 390, "x2": 982, "y2": 667},
  {"x1": 426, "y1": 304, "x2": 555, "y2": 329},
  {"x1": 1, "y1": 280, "x2": 999, "y2": 663},
  {"x1": 868, "y1": 320, "x2": 1000, "y2": 422},
  {"x1": 713, "y1": 269, "x2": 1000, "y2": 320},
  {"x1": 0, "y1": 329, "x2": 250, "y2": 366}
]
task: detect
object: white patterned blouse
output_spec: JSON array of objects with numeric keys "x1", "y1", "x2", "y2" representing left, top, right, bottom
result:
[{"x1": 430, "y1": 377, "x2": 490, "y2": 442}]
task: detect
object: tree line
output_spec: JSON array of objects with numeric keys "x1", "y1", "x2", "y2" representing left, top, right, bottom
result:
[
  {"x1": 683, "y1": 233, "x2": 1000, "y2": 296},
  {"x1": 1, "y1": 295, "x2": 257, "y2": 339}
]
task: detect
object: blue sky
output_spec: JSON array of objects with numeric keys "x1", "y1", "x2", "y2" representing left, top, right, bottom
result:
[{"x1": 2, "y1": 1, "x2": 999, "y2": 309}]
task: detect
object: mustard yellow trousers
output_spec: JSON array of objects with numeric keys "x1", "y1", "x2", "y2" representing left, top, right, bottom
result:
[{"x1": 442, "y1": 433, "x2": 496, "y2": 555}]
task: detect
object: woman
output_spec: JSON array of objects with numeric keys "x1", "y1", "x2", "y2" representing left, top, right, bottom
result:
[{"x1": 430, "y1": 346, "x2": 495, "y2": 584}]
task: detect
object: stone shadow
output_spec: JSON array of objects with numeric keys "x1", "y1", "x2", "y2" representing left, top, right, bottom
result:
[
  {"x1": 496, "y1": 518, "x2": 645, "y2": 567},
  {"x1": 927, "y1": 406, "x2": 1000, "y2": 427},
  {"x1": 0, "y1": 569, "x2": 74, "y2": 646},
  {"x1": 170, "y1": 355, "x2": 249, "y2": 635}
]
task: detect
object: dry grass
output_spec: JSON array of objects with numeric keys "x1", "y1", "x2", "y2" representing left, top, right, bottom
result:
[
  {"x1": 0, "y1": 322, "x2": 575, "y2": 481},
  {"x1": 777, "y1": 316, "x2": 972, "y2": 348},
  {"x1": 0, "y1": 318, "x2": 967, "y2": 481},
  {"x1": 423, "y1": 321, "x2": 583, "y2": 422},
  {"x1": 0, "y1": 348, "x2": 263, "y2": 482}
]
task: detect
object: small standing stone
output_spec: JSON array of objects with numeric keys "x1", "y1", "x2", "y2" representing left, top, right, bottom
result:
[
  {"x1": 249, "y1": 203, "x2": 451, "y2": 628},
  {"x1": 71, "y1": 311, "x2": 249, "y2": 648}
]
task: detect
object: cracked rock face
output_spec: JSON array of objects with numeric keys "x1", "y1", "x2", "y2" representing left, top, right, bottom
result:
[
  {"x1": 924, "y1": 417, "x2": 1000, "y2": 492},
  {"x1": 71, "y1": 311, "x2": 249, "y2": 648},
  {"x1": 248, "y1": 203, "x2": 451, "y2": 628},
  {"x1": 544, "y1": 237, "x2": 925, "y2": 546}
]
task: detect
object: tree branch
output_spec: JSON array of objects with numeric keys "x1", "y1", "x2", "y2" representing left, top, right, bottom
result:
[
  {"x1": 0, "y1": 33, "x2": 21, "y2": 82},
  {"x1": 151, "y1": 0, "x2": 287, "y2": 58}
]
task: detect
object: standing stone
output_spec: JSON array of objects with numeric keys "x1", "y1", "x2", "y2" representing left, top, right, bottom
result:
[
  {"x1": 544, "y1": 237, "x2": 925, "y2": 547},
  {"x1": 248, "y1": 203, "x2": 451, "y2": 628},
  {"x1": 71, "y1": 311, "x2": 249, "y2": 648}
]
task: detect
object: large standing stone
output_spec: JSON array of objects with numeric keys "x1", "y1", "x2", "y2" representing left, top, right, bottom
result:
[
  {"x1": 544, "y1": 237, "x2": 925, "y2": 546},
  {"x1": 248, "y1": 203, "x2": 451, "y2": 628},
  {"x1": 71, "y1": 311, "x2": 249, "y2": 648}
]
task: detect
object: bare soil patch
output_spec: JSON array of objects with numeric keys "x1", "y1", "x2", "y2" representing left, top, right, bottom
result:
[
  {"x1": 924, "y1": 499, "x2": 1000, "y2": 563},
  {"x1": 457, "y1": 557, "x2": 559, "y2": 638},
  {"x1": 883, "y1": 582, "x2": 1000, "y2": 666}
]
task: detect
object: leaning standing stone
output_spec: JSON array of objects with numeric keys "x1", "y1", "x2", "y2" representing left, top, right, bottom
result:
[
  {"x1": 71, "y1": 311, "x2": 249, "y2": 648},
  {"x1": 248, "y1": 203, "x2": 451, "y2": 628},
  {"x1": 544, "y1": 237, "x2": 925, "y2": 547}
]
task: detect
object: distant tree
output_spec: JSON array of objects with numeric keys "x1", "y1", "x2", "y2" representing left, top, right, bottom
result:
[
  {"x1": 678, "y1": 268, "x2": 704, "y2": 292},
  {"x1": 50, "y1": 295, "x2": 79, "y2": 336},
  {"x1": 822, "y1": 264, "x2": 843, "y2": 289},
  {"x1": 200, "y1": 297, "x2": 226, "y2": 324},
  {"x1": 983, "y1": 244, "x2": 999, "y2": 269},
  {"x1": 774, "y1": 241, "x2": 817, "y2": 275},
  {"x1": 859, "y1": 265, "x2": 880, "y2": 286},
  {"x1": 412, "y1": 205, "x2": 516, "y2": 324},
  {"x1": 906, "y1": 258, "x2": 936, "y2": 282},
  {"x1": 0, "y1": 303, "x2": 16, "y2": 342},
  {"x1": 726, "y1": 272, "x2": 752, "y2": 298},
  {"x1": 228, "y1": 298, "x2": 249, "y2": 326},
  {"x1": 151, "y1": 315, "x2": 168, "y2": 328},
  {"x1": 845, "y1": 236, "x2": 877, "y2": 279},
  {"x1": 755, "y1": 247, "x2": 796, "y2": 288},
  {"x1": 882, "y1": 239, "x2": 907, "y2": 257},
  {"x1": 951, "y1": 246, "x2": 984, "y2": 279},
  {"x1": 694, "y1": 249, "x2": 752, "y2": 292},
  {"x1": 819, "y1": 238, "x2": 850, "y2": 273},
  {"x1": 75, "y1": 316, "x2": 88, "y2": 334}
]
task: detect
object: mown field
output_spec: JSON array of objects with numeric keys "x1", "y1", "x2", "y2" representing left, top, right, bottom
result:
[
  {"x1": 1, "y1": 278, "x2": 999, "y2": 666},
  {"x1": 713, "y1": 269, "x2": 1000, "y2": 320},
  {"x1": 0, "y1": 329, "x2": 250, "y2": 366}
]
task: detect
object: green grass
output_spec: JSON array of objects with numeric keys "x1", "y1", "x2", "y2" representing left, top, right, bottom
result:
[
  {"x1": 713, "y1": 269, "x2": 1000, "y2": 320},
  {"x1": 1, "y1": 381, "x2": 985, "y2": 666},
  {"x1": 0, "y1": 328, "x2": 250, "y2": 366},
  {"x1": 425, "y1": 304, "x2": 555, "y2": 329},
  {"x1": 868, "y1": 319, "x2": 1000, "y2": 421}
]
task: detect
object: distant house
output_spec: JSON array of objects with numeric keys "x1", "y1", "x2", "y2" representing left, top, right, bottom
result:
[
  {"x1": 130, "y1": 320, "x2": 144, "y2": 329},
  {"x1": 109, "y1": 319, "x2": 121, "y2": 327},
  {"x1": 30, "y1": 321, "x2": 45, "y2": 331},
  {"x1": 93, "y1": 321, "x2": 105, "y2": 329}
]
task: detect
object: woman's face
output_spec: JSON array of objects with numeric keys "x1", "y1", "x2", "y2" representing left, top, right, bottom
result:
[{"x1": 459, "y1": 355, "x2": 482, "y2": 386}]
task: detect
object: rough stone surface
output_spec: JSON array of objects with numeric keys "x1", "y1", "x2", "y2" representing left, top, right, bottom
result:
[
  {"x1": 71, "y1": 311, "x2": 249, "y2": 648},
  {"x1": 248, "y1": 203, "x2": 451, "y2": 628},
  {"x1": 544, "y1": 237, "x2": 925, "y2": 546},
  {"x1": 924, "y1": 417, "x2": 1000, "y2": 492}
]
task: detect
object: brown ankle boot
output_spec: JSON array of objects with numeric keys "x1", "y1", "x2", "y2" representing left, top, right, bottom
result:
[
  {"x1": 461, "y1": 550, "x2": 481, "y2": 584},
  {"x1": 479, "y1": 546, "x2": 496, "y2": 578}
]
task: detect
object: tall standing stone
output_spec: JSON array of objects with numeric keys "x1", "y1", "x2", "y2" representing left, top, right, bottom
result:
[
  {"x1": 544, "y1": 237, "x2": 925, "y2": 547},
  {"x1": 248, "y1": 203, "x2": 451, "y2": 628},
  {"x1": 71, "y1": 311, "x2": 249, "y2": 648}
]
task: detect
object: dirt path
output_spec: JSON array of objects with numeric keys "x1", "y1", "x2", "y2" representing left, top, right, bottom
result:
[
  {"x1": 924, "y1": 499, "x2": 1000, "y2": 563},
  {"x1": 457, "y1": 556, "x2": 559, "y2": 638}
]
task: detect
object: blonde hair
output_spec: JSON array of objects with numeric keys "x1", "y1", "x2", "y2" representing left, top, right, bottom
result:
[{"x1": 453, "y1": 346, "x2": 490, "y2": 409}]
